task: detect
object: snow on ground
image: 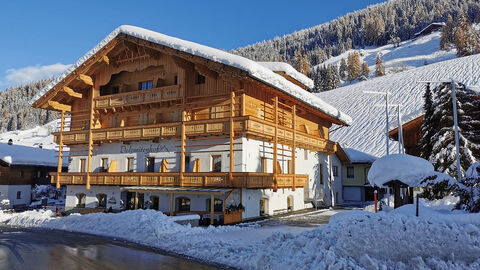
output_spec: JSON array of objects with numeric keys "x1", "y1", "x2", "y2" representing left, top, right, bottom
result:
[
  {"x1": 1, "y1": 206, "x2": 479, "y2": 269},
  {"x1": 0, "y1": 119, "x2": 60, "y2": 150},
  {"x1": 318, "y1": 53, "x2": 480, "y2": 157},
  {"x1": 319, "y1": 31, "x2": 457, "y2": 82}
]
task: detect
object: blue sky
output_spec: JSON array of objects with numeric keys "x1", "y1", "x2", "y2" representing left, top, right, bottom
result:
[{"x1": 0, "y1": 0, "x2": 385, "y2": 89}]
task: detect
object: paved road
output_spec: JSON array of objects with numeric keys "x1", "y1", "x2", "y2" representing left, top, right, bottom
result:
[{"x1": 0, "y1": 226, "x2": 223, "y2": 270}]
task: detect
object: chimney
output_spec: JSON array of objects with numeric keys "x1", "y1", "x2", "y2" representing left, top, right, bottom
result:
[{"x1": 7, "y1": 139, "x2": 13, "y2": 145}]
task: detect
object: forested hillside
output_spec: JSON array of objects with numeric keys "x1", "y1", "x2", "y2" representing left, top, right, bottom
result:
[
  {"x1": 0, "y1": 79, "x2": 59, "y2": 132},
  {"x1": 232, "y1": 0, "x2": 480, "y2": 66}
]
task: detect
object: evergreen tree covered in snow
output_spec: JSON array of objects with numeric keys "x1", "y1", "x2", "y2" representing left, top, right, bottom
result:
[
  {"x1": 455, "y1": 13, "x2": 480, "y2": 57},
  {"x1": 0, "y1": 79, "x2": 59, "y2": 132},
  {"x1": 375, "y1": 54, "x2": 385, "y2": 77},
  {"x1": 456, "y1": 162, "x2": 480, "y2": 212},
  {"x1": 422, "y1": 83, "x2": 480, "y2": 199},
  {"x1": 428, "y1": 82, "x2": 479, "y2": 176},
  {"x1": 347, "y1": 52, "x2": 361, "y2": 81},
  {"x1": 420, "y1": 84, "x2": 435, "y2": 161},
  {"x1": 360, "y1": 62, "x2": 370, "y2": 80},
  {"x1": 440, "y1": 14, "x2": 455, "y2": 51},
  {"x1": 339, "y1": 58, "x2": 347, "y2": 80}
]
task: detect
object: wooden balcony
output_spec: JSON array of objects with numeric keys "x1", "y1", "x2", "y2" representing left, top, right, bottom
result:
[
  {"x1": 54, "y1": 116, "x2": 336, "y2": 153},
  {"x1": 50, "y1": 172, "x2": 308, "y2": 189},
  {"x1": 94, "y1": 85, "x2": 181, "y2": 110}
]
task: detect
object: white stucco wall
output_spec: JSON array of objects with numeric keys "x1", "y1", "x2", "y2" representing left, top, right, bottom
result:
[{"x1": 0, "y1": 185, "x2": 31, "y2": 208}]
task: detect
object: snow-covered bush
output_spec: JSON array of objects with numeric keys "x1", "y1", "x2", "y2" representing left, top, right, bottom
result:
[
  {"x1": 31, "y1": 185, "x2": 56, "y2": 200},
  {"x1": 456, "y1": 162, "x2": 480, "y2": 212}
]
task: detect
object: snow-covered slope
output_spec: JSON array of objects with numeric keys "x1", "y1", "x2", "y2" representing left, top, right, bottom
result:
[
  {"x1": 0, "y1": 119, "x2": 59, "y2": 150},
  {"x1": 319, "y1": 31, "x2": 457, "y2": 82},
  {"x1": 318, "y1": 54, "x2": 480, "y2": 157}
]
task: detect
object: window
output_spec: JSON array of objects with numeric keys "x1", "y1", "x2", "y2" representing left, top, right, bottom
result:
[
  {"x1": 20, "y1": 170, "x2": 24, "y2": 178},
  {"x1": 100, "y1": 158, "x2": 109, "y2": 172},
  {"x1": 304, "y1": 149, "x2": 308, "y2": 160},
  {"x1": 76, "y1": 193, "x2": 86, "y2": 208},
  {"x1": 146, "y1": 157, "x2": 155, "y2": 172},
  {"x1": 139, "y1": 80, "x2": 153, "y2": 90},
  {"x1": 174, "y1": 75, "x2": 178, "y2": 85},
  {"x1": 37, "y1": 171, "x2": 41, "y2": 178},
  {"x1": 112, "y1": 86, "x2": 119, "y2": 94},
  {"x1": 16, "y1": 191, "x2": 21, "y2": 200},
  {"x1": 96, "y1": 194, "x2": 107, "y2": 208},
  {"x1": 206, "y1": 198, "x2": 223, "y2": 212},
  {"x1": 261, "y1": 157, "x2": 267, "y2": 173},
  {"x1": 196, "y1": 74, "x2": 205, "y2": 84},
  {"x1": 184, "y1": 156, "x2": 191, "y2": 172},
  {"x1": 80, "y1": 158, "x2": 86, "y2": 172},
  {"x1": 127, "y1": 157, "x2": 135, "y2": 172},
  {"x1": 211, "y1": 155, "x2": 222, "y2": 172},
  {"x1": 347, "y1": 166, "x2": 355, "y2": 179},
  {"x1": 333, "y1": 165, "x2": 338, "y2": 177},
  {"x1": 176, "y1": 197, "x2": 190, "y2": 211}
]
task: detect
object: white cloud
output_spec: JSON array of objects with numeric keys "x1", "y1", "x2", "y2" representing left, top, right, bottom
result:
[{"x1": 4, "y1": 63, "x2": 71, "y2": 86}]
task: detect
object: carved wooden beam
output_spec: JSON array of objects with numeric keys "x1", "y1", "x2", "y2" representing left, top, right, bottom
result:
[
  {"x1": 78, "y1": 74, "x2": 94, "y2": 86},
  {"x1": 98, "y1": 55, "x2": 109, "y2": 65},
  {"x1": 63, "y1": 86, "x2": 82, "y2": 99},
  {"x1": 195, "y1": 64, "x2": 218, "y2": 79},
  {"x1": 48, "y1": 100, "x2": 71, "y2": 112}
]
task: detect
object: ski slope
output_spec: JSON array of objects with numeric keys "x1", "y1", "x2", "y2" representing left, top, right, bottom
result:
[
  {"x1": 318, "y1": 54, "x2": 480, "y2": 157},
  {"x1": 0, "y1": 119, "x2": 60, "y2": 150},
  {"x1": 318, "y1": 31, "x2": 457, "y2": 82}
]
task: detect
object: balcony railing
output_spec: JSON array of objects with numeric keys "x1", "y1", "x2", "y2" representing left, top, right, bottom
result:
[
  {"x1": 50, "y1": 172, "x2": 308, "y2": 189},
  {"x1": 95, "y1": 85, "x2": 181, "y2": 109},
  {"x1": 54, "y1": 116, "x2": 336, "y2": 153}
]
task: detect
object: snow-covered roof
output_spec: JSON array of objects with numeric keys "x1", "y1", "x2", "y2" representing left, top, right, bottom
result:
[
  {"x1": 344, "y1": 148, "x2": 377, "y2": 164},
  {"x1": 367, "y1": 154, "x2": 454, "y2": 188},
  {"x1": 0, "y1": 142, "x2": 62, "y2": 167},
  {"x1": 318, "y1": 54, "x2": 480, "y2": 157},
  {"x1": 257, "y1": 62, "x2": 314, "y2": 89},
  {"x1": 32, "y1": 25, "x2": 351, "y2": 125},
  {"x1": 414, "y1": 22, "x2": 446, "y2": 37}
]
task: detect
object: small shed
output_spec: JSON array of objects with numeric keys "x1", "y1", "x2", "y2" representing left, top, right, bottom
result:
[
  {"x1": 367, "y1": 154, "x2": 452, "y2": 209},
  {"x1": 414, "y1": 22, "x2": 445, "y2": 38}
]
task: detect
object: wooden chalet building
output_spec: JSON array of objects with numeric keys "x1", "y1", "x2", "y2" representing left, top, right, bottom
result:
[
  {"x1": 389, "y1": 115, "x2": 424, "y2": 157},
  {"x1": 32, "y1": 26, "x2": 351, "y2": 223},
  {"x1": 0, "y1": 141, "x2": 65, "y2": 209}
]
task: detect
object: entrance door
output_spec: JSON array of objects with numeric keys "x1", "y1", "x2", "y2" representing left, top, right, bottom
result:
[
  {"x1": 150, "y1": 196, "x2": 159, "y2": 210},
  {"x1": 126, "y1": 192, "x2": 135, "y2": 210},
  {"x1": 260, "y1": 198, "x2": 267, "y2": 216}
]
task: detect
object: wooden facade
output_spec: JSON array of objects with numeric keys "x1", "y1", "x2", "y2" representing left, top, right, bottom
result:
[{"x1": 389, "y1": 115, "x2": 424, "y2": 156}]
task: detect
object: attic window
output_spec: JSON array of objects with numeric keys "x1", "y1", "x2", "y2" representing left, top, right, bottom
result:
[
  {"x1": 196, "y1": 74, "x2": 206, "y2": 84},
  {"x1": 139, "y1": 80, "x2": 153, "y2": 90}
]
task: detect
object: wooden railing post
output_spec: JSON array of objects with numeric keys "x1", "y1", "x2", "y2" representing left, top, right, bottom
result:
[
  {"x1": 56, "y1": 110, "x2": 65, "y2": 188},
  {"x1": 273, "y1": 96, "x2": 278, "y2": 192},
  {"x1": 86, "y1": 85, "x2": 95, "y2": 190},
  {"x1": 229, "y1": 90, "x2": 235, "y2": 184},
  {"x1": 180, "y1": 110, "x2": 186, "y2": 185},
  {"x1": 292, "y1": 104, "x2": 296, "y2": 191}
]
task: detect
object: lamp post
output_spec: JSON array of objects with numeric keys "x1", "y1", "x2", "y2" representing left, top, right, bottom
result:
[{"x1": 364, "y1": 90, "x2": 392, "y2": 155}]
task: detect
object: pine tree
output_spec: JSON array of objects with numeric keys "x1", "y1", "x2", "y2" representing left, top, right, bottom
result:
[
  {"x1": 347, "y1": 52, "x2": 361, "y2": 81},
  {"x1": 420, "y1": 84, "x2": 435, "y2": 161},
  {"x1": 330, "y1": 64, "x2": 341, "y2": 89},
  {"x1": 361, "y1": 62, "x2": 369, "y2": 78},
  {"x1": 375, "y1": 54, "x2": 385, "y2": 77},
  {"x1": 301, "y1": 54, "x2": 310, "y2": 76},
  {"x1": 456, "y1": 163, "x2": 480, "y2": 212},
  {"x1": 455, "y1": 14, "x2": 480, "y2": 57},
  {"x1": 440, "y1": 14, "x2": 455, "y2": 51},
  {"x1": 428, "y1": 83, "x2": 479, "y2": 177},
  {"x1": 294, "y1": 50, "x2": 303, "y2": 72},
  {"x1": 339, "y1": 58, "x2": 347, "y2": 80}
]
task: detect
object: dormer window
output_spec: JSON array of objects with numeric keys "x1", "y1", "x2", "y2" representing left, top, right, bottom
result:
[{"x1": 139, "y1": 80, "x2": 153, "y2": 90}]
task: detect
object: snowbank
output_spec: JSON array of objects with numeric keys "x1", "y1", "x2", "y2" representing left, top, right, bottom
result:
[
  {"x1": 32, "y1": 25, "x2": 351, "y2": 125},
  {"x1": 1, "y1": 209, "x2": 479, "y2": 269}
]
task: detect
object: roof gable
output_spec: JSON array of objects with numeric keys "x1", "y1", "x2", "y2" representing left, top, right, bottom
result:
[{"x1": 32, "y1": 25, "x2": 351, "y2": 126}]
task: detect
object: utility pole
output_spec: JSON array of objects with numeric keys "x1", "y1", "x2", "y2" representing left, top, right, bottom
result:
[
  {"x1": 364, "y1": 90, "x2": 391, "y2": 156},
  {"x1": 396, "y1": 104, "x2": 404, "y2": 154}
]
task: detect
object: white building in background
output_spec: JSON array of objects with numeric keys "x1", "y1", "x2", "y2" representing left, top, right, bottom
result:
[
  {"x1": 0, "y1": 141, "x2": 66, "y2": 209},
  {"x1": 32, "y1": 25, "x2": 351, "y2": 223}
]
